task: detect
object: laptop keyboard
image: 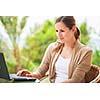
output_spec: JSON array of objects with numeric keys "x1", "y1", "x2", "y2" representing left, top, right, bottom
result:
[{"x1": 9, "y1": 74, "x2": 36, "y2": 81}]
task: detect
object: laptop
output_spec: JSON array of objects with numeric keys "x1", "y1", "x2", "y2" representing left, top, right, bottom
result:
[{"x1": 0, "y1": 53, "x2": 38, "y2": 82}]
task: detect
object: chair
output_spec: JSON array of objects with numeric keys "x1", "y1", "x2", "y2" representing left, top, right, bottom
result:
[{"x1": 85, "y1": 65, "x2": 100, "y2": 83}]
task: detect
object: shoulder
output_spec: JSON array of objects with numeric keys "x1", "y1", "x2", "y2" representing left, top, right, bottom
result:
[
  {"x1": 77, "y1": 45, "x2": 92, "y2": 62},
  {"x1": 45, "y1": 42, "x2": 58, "y2": 54},
  {"x1": 47, "y1": 42, "x2": 57, "y2": 50},
  {"x1": 74, "y1": 43, "x2": 92, "y2": 65},
  {"x1": 74, "y1": 41, "x2": 92, "y2": 59},
  {"x1": 47, "y1": 41, "x2": 61, "y2": 50},
  {"x1": 75, "y1": 40, "x2": 92, "y2": 53},
  {"x1": 80, "y1": 44, "x2": 92, "y2": 54}
]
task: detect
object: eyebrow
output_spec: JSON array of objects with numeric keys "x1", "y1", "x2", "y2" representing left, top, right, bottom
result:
[{"x1": 56, "y1": 29, "x2": 65, "y2": 32}]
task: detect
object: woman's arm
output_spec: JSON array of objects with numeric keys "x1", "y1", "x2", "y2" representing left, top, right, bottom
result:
[
  {"x1": 17, "y1": 43, "x2": 53, "y2": 80},
  {"x1": 35, "y1": 43, "x2": 53, "y2": 78}
]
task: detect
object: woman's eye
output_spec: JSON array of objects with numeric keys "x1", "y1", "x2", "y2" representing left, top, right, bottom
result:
[
  {"x1": 56, "y1": 30, "x2": 58, "y2": 32},
  {"x1": 60, "y1": 30, "x2": 64, "y2": 32}
]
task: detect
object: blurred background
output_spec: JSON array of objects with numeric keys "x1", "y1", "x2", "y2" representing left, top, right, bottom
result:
[{"x1": 0, "y1": 16, "x2": 100, "y2": 73}]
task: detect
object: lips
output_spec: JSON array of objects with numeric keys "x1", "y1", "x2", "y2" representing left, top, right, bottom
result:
[{"x1": 59, "y1": 38, "x2": 64, "y2": 40}]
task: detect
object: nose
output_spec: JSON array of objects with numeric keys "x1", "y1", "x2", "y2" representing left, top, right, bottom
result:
[{"x1": 57, "y1": 31, "x2": 62, "y2": 37}]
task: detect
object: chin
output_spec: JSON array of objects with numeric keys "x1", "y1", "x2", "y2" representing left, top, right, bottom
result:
[{"x1": 57, "y1": 39, "x2": 62, "y2": 42}]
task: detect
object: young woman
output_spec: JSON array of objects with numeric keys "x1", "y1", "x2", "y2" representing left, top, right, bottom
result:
[{"x1": 17, "y1": 16, "x2": 92, "y2": 83}]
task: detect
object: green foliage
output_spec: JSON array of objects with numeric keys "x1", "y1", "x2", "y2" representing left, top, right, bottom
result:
[
  {"x1": 0, "y1": 34, "x2": 11, "y2": 54},
  {"x1": 5, "y1": 54, "x2": 37, "y2": 73},
  {"x1": 79, "y1": 21, "x2": 90, "y2": 44},
  {"x1": 0, "y1": 16, "x2": 28, "y2": 36},
  {"x1": 6, "y1": 56, "x2": 17, "y2": 73},
  {"x1": 92, "y1": 50, "x2": 100, "y2": 66},
  {"x1": 0, "y1": 16, "x2": 28, "y2": 73},
  {"x1": 0, "y1": 16, "x2": 28, "y2": 49},
  {"x1": 19, "y1": 56, "x2": 38, "y2": 71},
  {"x1": 79, "y1": 21, "x2": 100, "y2": 66},
  {"x1": 22, "y1": 20, "x2": 57, "y2": 65},
  {"x1": 20, "y1": 16, "x2": 28, "y2": 30}
]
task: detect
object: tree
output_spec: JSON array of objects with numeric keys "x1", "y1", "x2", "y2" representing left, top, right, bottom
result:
[
  {"x1": 0, "y1": 16, "x2": 28, "y2": 72},
  {"x1": 92, "y1": 50, "x2": 100, "y2": 66},
  {"x1": 79, "y1": 21, "x2": 91, "y2": 44},
  {"x1": 22, "y1": 20, "x2": 57, "y2": 67},
  {"x1": 79, "y1": 21, "x2": 100, "y2": 67}
]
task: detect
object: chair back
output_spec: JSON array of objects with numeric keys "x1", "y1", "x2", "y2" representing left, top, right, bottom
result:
[{"x1": 85, "y1": 65, "x2": 100, "y2": 83}]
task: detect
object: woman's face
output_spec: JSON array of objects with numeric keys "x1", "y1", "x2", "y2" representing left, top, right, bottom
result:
[{"x1": 55, "y1": 22, "x2": 75, "y2": 43}]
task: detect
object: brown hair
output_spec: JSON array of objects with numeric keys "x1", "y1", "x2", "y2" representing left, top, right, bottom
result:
[
  {"x1": 55, "y1": 16, "x2": 80, "y2": 40},
  {"x1": 53, "y1": 16, "x2": 80, "y2": 52}
]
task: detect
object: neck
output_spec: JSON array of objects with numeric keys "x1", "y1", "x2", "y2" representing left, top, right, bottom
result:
[{"x1": 64, "y1": 38, "x2": 76, "y2": 49}]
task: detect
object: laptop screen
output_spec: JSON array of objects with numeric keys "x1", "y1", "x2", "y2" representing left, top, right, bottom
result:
[{"x1": 0, "y1": 53, "x2": 10, "y2": 80}]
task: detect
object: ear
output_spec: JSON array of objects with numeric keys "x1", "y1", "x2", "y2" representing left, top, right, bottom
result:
[{"x1": 71, "y1": 25, "x2": 76, "y2": 33}]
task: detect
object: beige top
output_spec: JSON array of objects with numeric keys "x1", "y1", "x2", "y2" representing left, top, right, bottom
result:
[{"x1": 36, "y1": 40, "x2": 92, "y2": 83}]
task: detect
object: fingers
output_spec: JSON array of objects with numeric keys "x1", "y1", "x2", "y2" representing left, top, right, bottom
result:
[
  {"x1": 17, "y1": 69, "x2": 31, "y2": 76},
  {"x1": 25, "y1": 74, "x2": 33, "y2": 77},
  {"x1": 16, "y1": 70, "x2": 23, "y2": 76}
]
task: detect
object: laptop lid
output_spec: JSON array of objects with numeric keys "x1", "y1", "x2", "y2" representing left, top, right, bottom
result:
[
  {"x1": 0, "y1": 53, "x2": 38, "y2": 82},
  {"x1": 0, "y1": 53, "x2": 10, "y2": 80}
]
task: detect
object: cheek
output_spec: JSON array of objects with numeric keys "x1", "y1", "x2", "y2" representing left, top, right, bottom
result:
[
  {"x1": 63, "y1": 32, "x2": 73, "y2": 40},
  {"x1": 63, "y1": 32, "x2": 69, "y2": 37},
  {"x1": 56, "y1": 32, "x2": 63, "y2": 37}
]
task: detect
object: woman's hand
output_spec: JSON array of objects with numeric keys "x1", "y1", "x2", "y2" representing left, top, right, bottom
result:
[
  {"x1": 17, "y1": 69, "x2": 32, "y2": 76},
  {"x1": 17, "y1": 69, "x2": 42, "y2": 79}
]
